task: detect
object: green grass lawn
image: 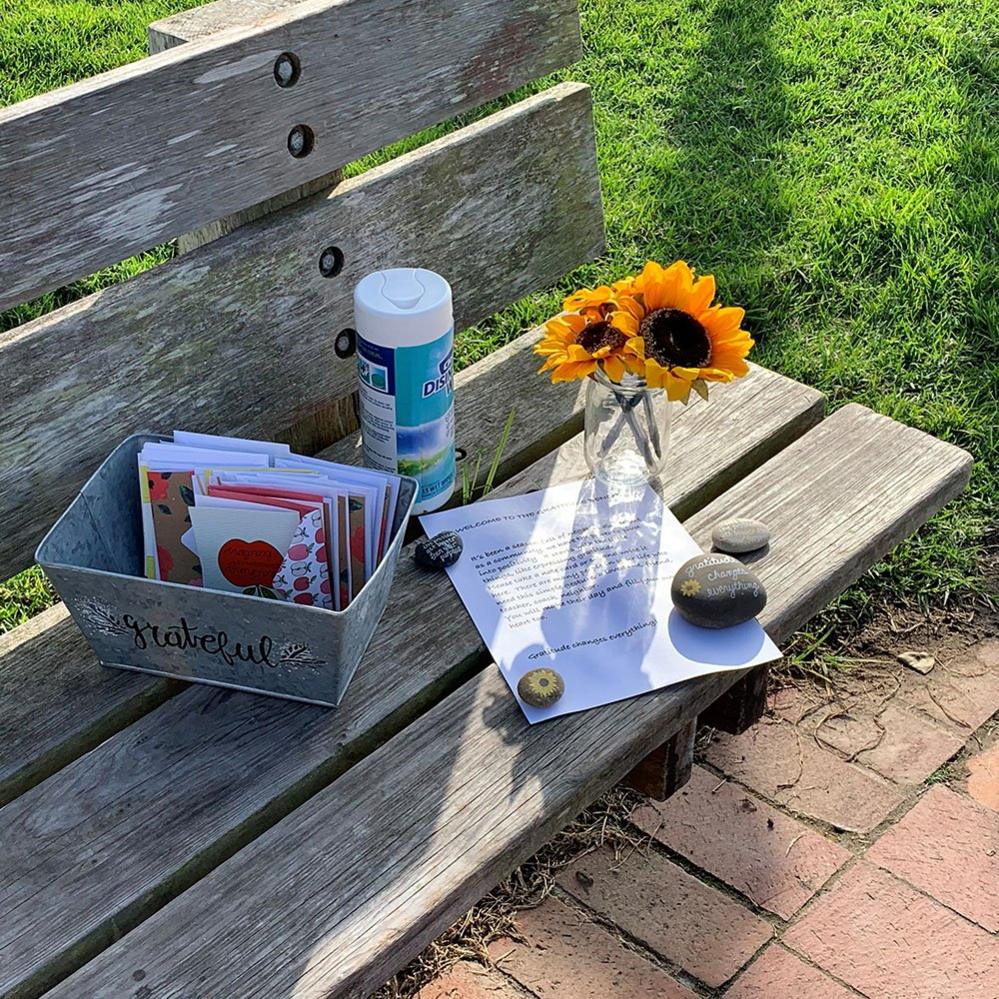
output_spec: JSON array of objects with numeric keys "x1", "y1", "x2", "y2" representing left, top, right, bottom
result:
[{"x1": 1, "y1": 0, "x2": 996, "y2": 635}]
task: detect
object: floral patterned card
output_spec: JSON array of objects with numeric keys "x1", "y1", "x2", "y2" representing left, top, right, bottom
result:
[
  {"x1": 144, "y1": 469, "x2": 202, "y2": 585},
  {"x1": 272, "y1": 508, "x2": 334, "y2": 610}
]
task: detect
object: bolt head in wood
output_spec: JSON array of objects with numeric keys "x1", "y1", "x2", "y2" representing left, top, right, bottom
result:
[
  {"x1": 274, "y1": 52, "x2": 301, "y2": 88},
  {"x1": 334, "y1": 328, "x2": 356, "y2": 359},
  {"x1": 287, "y1": 124, "x2": 314, "y2": 158},
  {"x1": 319, "y1": 245, "x2": 344, "y2": 278}
]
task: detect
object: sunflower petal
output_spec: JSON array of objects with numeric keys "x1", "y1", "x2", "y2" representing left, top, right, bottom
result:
[
  {"x1": 711, "y1": 335, "x2": 755, "y2": 356},
  {"x1": 707, "y1": 356, "x2": 750, "y2": 378},
  {"x1": 697, "y1": 366, "x2": 737, "y2": 383},
  {"x1": 562, "y1": 286, "x2": 616, "y2": 314},
  {"x1": 664, "y1": 370, "x2": 694, "y2": 404},
  {"x1": 565, "y1": 343, "x2": 594, "y2": 362},
  {"x1": 626, "y1": 335, "x2": 646, "y2": 360},
  {"x1": 618, "y1": 295, "x2": 645, "y2": 321},
  {"x1": 688, "y1": 273, "x2": 716, "y2": 316},
  {"x1": 534, "y1": 335, "x2": 569, "y2": 356},
  {"x1": 624, "y1": 355, "x2": 646, "y2": 376},
  {"x1": 602, "y1": 355, "x2": 626, "y2": 383},
  {"x1": 609, "y1": 309, "x2": 640, "y2": 337},
  {"x1": 551, "y1": 360, "x2": 596, "y2": 383},
  {"x1": 701, "y1": 306, "x2": 746, "y2": 337},
  {"x1": 612, "y1": 276, "x2": 638, "y2": 298},
  {"x1": 643, "y1": 357, "x2": 667, "y2": 388}
]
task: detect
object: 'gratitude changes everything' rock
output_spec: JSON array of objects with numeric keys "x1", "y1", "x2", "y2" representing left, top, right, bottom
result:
[
  {"x1": 671, "y1": 553, "x2": 767, "y2": 629},
  {"x1": 711, "y1": 517, "x2": 770, "y2": 554}
]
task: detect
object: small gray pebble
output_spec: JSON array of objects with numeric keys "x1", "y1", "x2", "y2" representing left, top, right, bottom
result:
[
  {"x1": 711, "y1": 517, "x2": 770, "y2": 554},
  {"x1": 414, "y1": 531, "x2": 463, "y2": 570},
  {"x1": 671, "y1": 553, "x2": 767, "y2": 629}
]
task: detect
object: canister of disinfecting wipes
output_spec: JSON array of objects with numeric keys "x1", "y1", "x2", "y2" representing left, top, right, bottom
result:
[{"x1": 354, "y1": 268, "x2": 455, "y2": 514}]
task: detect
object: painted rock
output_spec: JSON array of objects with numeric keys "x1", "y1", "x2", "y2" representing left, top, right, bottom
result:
[
  {"x1": 711, "y1": 517, "x2": 770, "y2": 554},
  {"x1": 517, "y1": 668, "x2": 565, "y2": 708},
  {"x1": 671, "y1": 553, "x2": 767, "y2": 629},
  {"x1": 414, "y1": 531, "x2": 463, "y2": 570}
]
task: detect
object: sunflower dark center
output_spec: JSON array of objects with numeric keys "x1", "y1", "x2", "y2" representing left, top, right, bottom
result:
[
  {"x1": 578, "y1": 320, "x2": 627, "y2": 355},
  {"x1": 640, "y1": 308, "x2": 711, "y2": 368}
]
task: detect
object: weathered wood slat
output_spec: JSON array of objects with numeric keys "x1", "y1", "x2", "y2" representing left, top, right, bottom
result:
[
  {"x1": 0, "y1": 368, "x2": 822, "y2": 999},
  {"x1": 45, "y1": 404, "x2": 971, "y2": 999},
  {"x1": 0, "y1": 0, "x2": 582, "y2": 309},
  {"x1": 0, "y1": 325, "x2": 588, "y2": 809},
  {"x1": 148, "y1": 0, "x2": 345, "y2": 258},
  {"x1": 149, "y1": 0, "x2": 305, "y2": 51},
  {"x1": 0, "y1": 82, "x2": 603, "y2": 580},
  {"x1": 148, "y1": 0, "x2": 351, "y2": 447},
  {"x1": 0, "y1": 607, "x2": 183, "y2": 811}
]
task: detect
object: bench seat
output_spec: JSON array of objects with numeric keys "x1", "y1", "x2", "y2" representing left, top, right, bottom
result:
[
  {"x1": 41, "y1": 403, "x2": 971, "y2": 998},
  {"x1": 0, "y1": 338, "x2": 825, "y2": 998}
]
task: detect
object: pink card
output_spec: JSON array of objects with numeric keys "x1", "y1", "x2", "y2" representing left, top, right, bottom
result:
[{"x1": 207, "y1": 486, "x2": 319, "y2": 519}]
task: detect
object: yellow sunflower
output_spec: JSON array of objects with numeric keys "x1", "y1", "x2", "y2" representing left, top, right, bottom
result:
[
  {"x1": 627, "y1": 260, "x2": 754, "y2": 403},
  {"x1": 535, "y1": 307, "x2": 643, "y2": 383},
  {"x1": 561, "y1": 285, "x2": 618, "y2": 315},
  {"x1": 561, "y1": 279, "x2": 640, "y2": 314}
]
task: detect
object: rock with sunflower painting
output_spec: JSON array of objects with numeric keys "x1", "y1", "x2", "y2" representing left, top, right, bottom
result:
[
  {"x1": 517, "y1": 667, "x2": 565, "y2": 708},
  {"x1": 671, "y1": 553, "x2": 767, "y2": 629}
]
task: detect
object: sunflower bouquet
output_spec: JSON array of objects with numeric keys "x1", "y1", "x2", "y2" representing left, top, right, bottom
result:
[
  {"x1": 536, "y1": 261, "x2": 754, "y2": 484},
  {"x1": 535, "y1": 260, "x2": 753, "y2": 404}
]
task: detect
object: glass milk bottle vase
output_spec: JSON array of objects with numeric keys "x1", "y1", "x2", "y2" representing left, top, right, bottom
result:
[{"x1": 583, "y1": 370, "x2": 671, "y2": 485}]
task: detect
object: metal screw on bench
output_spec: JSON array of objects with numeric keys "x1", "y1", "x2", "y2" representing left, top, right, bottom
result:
[
  {"x1": 334, "y1": 328, "x2": 356, "y2": 359},
  {"x1": 287, "y1": 124, "x2": 314, "y2": 158},
  {"x1": 319, "y1": 245, "x2": 344, "y2": 278},
  {"x1": 273, "y1": 52, "x2": 301, "y2": 88}
]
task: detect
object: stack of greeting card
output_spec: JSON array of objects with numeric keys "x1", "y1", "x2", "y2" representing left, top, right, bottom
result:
[{"x1": 138, "y1": 431, "x2": 400, "y2": 610}]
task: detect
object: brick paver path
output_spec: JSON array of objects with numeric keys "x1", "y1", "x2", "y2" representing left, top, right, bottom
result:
[{"x1": 413, "y1": 638, "x2": 999, "y2": 998}]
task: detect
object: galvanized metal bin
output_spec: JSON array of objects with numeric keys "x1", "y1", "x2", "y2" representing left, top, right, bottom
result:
[{"x1": 36, "y1": 433, "x2": 418, "y2": 707}]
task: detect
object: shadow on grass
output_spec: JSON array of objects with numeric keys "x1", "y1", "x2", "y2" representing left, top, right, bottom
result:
[{"x1": 624, "y1": 0, "x2": 789, "y2": 342}]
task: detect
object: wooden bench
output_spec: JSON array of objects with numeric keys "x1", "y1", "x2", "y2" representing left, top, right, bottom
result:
[{"x1": 0, "y1": 1, "x2": 972, "y2": 996}]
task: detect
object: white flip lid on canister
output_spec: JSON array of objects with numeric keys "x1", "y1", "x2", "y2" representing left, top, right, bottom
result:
[{"x1": 353, "y1": 268, "x2": 453, "y2": 347}]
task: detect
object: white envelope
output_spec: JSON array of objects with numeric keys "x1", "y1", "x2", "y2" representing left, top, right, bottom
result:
[
  {"x1": 273, "y1": 456, "x2": 397, "y2": 570},
  {"x1": 139, "y1": 443, "x2": 271, "y2": 468},
  {"x1": 173, "y1": 430, "x2": 291, "y2": 459}
]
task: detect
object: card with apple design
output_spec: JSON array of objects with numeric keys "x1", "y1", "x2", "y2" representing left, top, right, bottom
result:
[{"x1": 189, "y1": 505, "x2": 300, "y2": 597}]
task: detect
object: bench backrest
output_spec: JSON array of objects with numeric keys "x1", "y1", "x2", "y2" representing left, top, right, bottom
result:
[{"x1": 0, "y1": 0, "x2": 604, "y2": 583}]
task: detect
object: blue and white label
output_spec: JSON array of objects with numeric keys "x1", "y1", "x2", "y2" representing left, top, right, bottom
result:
[{"x1": 358, "y1": 329, "x2": 456, "y2": 507}]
